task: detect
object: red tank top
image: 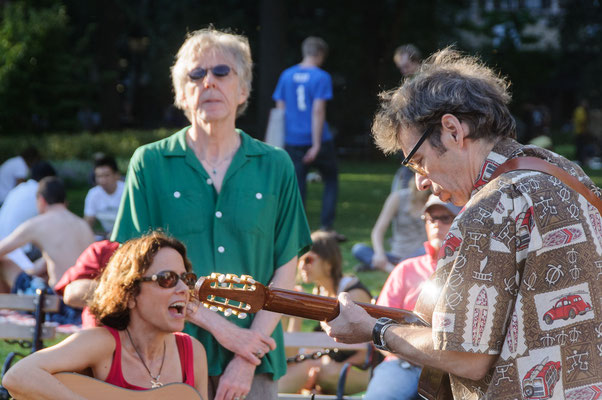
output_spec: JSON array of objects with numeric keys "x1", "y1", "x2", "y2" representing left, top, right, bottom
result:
[{"x1": 103, "y1": 326, "x2": 195, "y2": 390}]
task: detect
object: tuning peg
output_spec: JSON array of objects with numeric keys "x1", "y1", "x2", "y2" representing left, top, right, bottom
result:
[
  {"x1": 226, "y1": 273, "x2": 241, "y2": 283},
  {"x1": 220, "y1": 282, "x2": 228, "y2": 288},
  {"x1": 209, "y1": 306, "x2": 219, "y2": 312},
  {"x1": 217, "y1": 274, "x2": 226, "y2": 283},
  {"x1": 240, "y1": 275, "x2": 256, "y2": 284},
  {"x1": 224, "y1": 308, "x2": 233, "y2": 317},
  {"x1": 238, "y1": 312, "x2": 247, "y2": 319}
]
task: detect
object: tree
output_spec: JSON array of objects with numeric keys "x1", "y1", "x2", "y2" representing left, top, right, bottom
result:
[{"x1": 0, "y1": 1, "x2": 88, "y2": 132}]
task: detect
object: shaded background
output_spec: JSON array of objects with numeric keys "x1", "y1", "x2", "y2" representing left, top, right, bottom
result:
[{"x1": 1, "y1": 0, "x2": 600, "y2": 156}]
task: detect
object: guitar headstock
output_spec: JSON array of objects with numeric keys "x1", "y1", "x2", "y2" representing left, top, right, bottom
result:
[{"x1": 194, "y1": 273, "x2": 267, "y2": 319}]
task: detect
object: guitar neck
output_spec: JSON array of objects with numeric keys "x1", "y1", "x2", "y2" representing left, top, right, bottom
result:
[{"x1": 264, "y1": 288, "x2": 429, "y2": 326}]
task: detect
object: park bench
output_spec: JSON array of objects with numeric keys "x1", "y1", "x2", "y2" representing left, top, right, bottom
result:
[
  {"x1": 279, "y1": 331, "x2": 371, "y2": 400},
  {"x1": 0, "y1": 289, "x2": 60, "y2": 399}
]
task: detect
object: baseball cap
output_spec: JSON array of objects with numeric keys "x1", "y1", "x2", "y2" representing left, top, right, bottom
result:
[{"x1": 422, "y1": 194, "x2": 462, "y2": 216}]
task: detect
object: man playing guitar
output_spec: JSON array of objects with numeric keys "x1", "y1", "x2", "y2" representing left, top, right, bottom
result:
[{"x1": 322, "y1": 48, "x2": 602, "y2": 399}]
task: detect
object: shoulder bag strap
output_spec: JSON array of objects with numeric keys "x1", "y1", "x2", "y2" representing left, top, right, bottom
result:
[{"x1": 490, "y1": 156, "x2": 602, "y2": 215}]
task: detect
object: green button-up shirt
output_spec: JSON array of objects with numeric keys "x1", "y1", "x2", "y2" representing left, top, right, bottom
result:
[{"x1": 112, "y1": 127, "x2": 311, "y2": 378}]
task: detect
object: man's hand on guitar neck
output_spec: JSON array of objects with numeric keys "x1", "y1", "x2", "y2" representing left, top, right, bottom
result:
[
  {"x1": 322, "y1": 292, "x2": 498, "y2": 381},
  {"x1": 320, "y1": 292, "x2": 375, "y2": 343}
]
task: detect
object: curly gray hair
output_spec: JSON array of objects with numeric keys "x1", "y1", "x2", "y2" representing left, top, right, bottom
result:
[{"x1": 373, "y1": 47, "x2": 516, "y2": 154}]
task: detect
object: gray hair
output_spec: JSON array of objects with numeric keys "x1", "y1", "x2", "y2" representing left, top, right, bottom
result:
[
  {"x1": 171, "y1": 28, "x2": 253, "y2": 119},
  {"x1": 373, "y1": 47, "x2": 516, "y2": 154},
  {"x1": 302, "y1": 36, "x2": 328, "y2": 58}
]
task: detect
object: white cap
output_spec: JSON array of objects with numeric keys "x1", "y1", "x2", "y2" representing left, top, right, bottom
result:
[{"x1": 422, "y1": 194, "x2": 462, "y2": 216}]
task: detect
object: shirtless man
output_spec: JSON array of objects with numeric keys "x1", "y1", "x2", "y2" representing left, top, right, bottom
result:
[{"x1": 0, "y1": 176, "x2": 94, "y2": 294}]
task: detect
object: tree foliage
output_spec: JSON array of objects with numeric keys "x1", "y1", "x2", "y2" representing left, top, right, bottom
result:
[
  {"x1": 0, "y1": 1, "x2": 90, "y2": 132},
  {"x1": 0, "y1": 0, "x2": 598, "y2": 142}
]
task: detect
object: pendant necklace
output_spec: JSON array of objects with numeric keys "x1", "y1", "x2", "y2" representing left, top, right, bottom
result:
[
  {"x1": 201, "y1": 136, "x2": 241, "y2": 175},
  {"x1": 204, "y1": 154, "x2": 233, "y2": 175},
  {"x1": 126, "y1": 328, "x2": 166, "y2": 388}
]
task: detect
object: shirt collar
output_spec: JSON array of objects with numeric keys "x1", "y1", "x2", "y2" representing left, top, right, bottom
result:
[
  {"x1": 162, "y1": 126, "x2": 267, "y2": 158},
  {"x1": 471, "y1": 137, "x2": 523, "y2": 194}
]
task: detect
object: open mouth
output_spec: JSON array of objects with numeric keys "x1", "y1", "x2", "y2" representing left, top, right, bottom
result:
[{"x1": 168, "y1": 301, "x2": 186, "y2": 317}]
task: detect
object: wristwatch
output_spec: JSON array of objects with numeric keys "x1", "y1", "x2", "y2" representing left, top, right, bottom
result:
[{"x1": 372, "y1": 317, "x2": 398, "y2": 351}]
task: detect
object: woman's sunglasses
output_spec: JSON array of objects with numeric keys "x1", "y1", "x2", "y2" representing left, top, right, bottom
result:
[
  {"x1": 188, "y1": 64, "x2": 232, "y2": 81},
  {"x1": 140, "y1": 271, "x2": 197, "y2": 289}
]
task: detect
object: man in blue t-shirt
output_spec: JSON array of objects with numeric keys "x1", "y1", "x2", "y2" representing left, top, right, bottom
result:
[{"x1": 273, "y1": 37, "x2": 343, "y2": 239}]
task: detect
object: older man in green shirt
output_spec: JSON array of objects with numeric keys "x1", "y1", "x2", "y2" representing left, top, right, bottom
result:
[{"x1": 112, "y1": 28, "x2": 311, "y2": 400}]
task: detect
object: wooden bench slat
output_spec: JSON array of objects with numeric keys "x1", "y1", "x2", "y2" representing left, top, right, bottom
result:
[
  {"x1": 0, "y1": 294, "x2": 60, "y2": 313},
  {"x1": 284, "y1": 332, "x2": 367, "y2": 351},
  {"x1": 0, "y1": 321, "x2": 56, "y2": 341}
]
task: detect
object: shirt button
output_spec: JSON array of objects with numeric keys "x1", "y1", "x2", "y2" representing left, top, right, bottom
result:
[
  {"x1": 215, "y1": 211, "x2": 222, "y2": 218},
  {"x1": 173, "y1": 191, "x2": 181, "y2": 198},
  {"x1": 206, "y1": 178, "x2": 213, "y2": 185},
  {"x1": 218, "y1": 246, "x2": 225, "y2": 253},
  {"x1": 256, "y1": 193, "x2": 263, "y2": 199}
]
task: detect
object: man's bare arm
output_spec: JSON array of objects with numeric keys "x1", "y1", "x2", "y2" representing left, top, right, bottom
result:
[
  {"x1": 63, "y1": 279, "x2": 97, "y2": 309},
  {"x1": 322, "y1": 293, "x2": 497, "y2": 381},
  {"x1": 303, "y1": 99, "x2": 326, "y2": 164},
  {"x1": 0, "y1": 219, "x2": 37, "y2": 258},
  {"x1": 249, "y1": 256, "x2": 297, "y2": 337}
]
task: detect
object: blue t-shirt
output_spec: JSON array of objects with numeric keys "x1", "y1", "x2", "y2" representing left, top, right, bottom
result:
[{"x1": 272, "y1": 64, "x2": 333, "y2": 146}]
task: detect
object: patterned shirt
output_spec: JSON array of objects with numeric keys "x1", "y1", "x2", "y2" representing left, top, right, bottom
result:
[{"x1": 429, "y1": 138, "x2": 602, "y2": 399}]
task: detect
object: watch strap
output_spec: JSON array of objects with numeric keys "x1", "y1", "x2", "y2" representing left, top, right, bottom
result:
[{"x1": 372, "y1": 317, "x2": 398, "y2": 351}]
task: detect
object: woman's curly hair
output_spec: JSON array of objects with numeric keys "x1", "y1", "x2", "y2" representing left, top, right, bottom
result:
[{"x1": 89, "y1": 231, "x2": 193, "y2": 330}]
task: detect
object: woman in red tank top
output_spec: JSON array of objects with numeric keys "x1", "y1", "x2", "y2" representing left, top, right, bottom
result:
[{"x1": 3, "y1": 232, "x2": 208, "y2": 399}]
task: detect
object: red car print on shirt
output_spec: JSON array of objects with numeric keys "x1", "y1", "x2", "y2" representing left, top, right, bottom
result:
[
  {"x1": 522, "y1": 357, "x2": 562, "y2": 399},
  {"x1": 543, "y1": 294, "x2": 592, "y2": 325},
  {"x1": 443, "y1": 234, "x2": 462, "y2": 258}
]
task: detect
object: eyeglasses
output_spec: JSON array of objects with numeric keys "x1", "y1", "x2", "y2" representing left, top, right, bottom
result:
[
  {"x1": 140, "y1": 270, "x2": 197, "y2": 289},
  {"x1": 421, "y1": 214, "x2": 455, "y2": 225},
  {"x1": 401, "y1": 126, "x2": 434, "y2": 176},
  {"x1": 188, "y1": 64, "x2": 232, "y2": 81}
]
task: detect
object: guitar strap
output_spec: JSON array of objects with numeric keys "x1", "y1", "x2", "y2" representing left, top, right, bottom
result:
[{"x1": 490, "y1": 156, "x2": 602, "y2": 215}]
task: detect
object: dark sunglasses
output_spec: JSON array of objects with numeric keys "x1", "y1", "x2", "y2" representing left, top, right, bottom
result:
[
  {"x1": 140, "y1": 270, "x2": 197, "y2": 289},
  {"x1": 421, "y1": 214, "x2": 455, "y2": 225},
  {"x1": 188, "y1": 64, "x2": 232, "y2": 81},
  {"x1": 401, "y1": 125, "x2": 435, "y2": 176}
]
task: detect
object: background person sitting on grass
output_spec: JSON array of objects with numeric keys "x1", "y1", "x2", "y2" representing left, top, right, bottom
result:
[{"x1": 279, "y1": 230, "x2": 372, "y2": 395}]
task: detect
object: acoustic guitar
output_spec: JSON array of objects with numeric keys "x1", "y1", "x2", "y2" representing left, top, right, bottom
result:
[
  {"x1": 54, "y1": 372, "x2": 203, "y2": 399},
  {"x1": 194, "y1": 273, "x2": 452, "y2": 400}
]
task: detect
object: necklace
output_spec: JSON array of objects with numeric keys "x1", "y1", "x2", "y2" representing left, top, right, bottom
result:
[
  {"x1": 203, "y1": 153, "x2": 235, "y2": 175},
  {"x1": 125, "y1": 328, "x2": 166, "y2": 388},
  {"x1": 199, "y1": 135, "x2": 241, "y2": 176}
]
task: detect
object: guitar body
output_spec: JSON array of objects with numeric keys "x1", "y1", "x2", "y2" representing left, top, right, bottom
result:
[{"x1": 54, "y1": 372, "x2": 203, "y2": 400}]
